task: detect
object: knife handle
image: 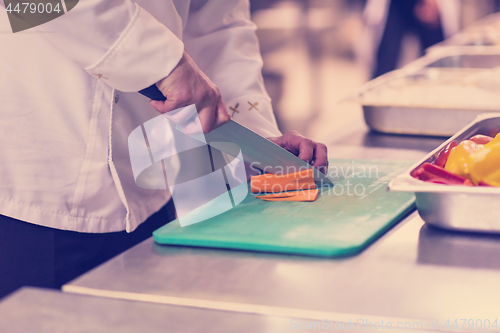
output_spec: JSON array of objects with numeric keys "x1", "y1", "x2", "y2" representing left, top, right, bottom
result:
[{"x1": 139, "y1": 84, "x2": 167, "y2": 101}]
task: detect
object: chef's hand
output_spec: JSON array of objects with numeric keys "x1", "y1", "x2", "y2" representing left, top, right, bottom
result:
[
  {"x1": 150, "y1": 51, "x2": 231, "y2": 133},
  {"x1": 268, "y1": 131, "x2": 329, "y2": 174}
]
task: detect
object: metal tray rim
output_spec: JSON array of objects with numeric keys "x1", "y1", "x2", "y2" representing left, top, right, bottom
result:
[
  {"x1": 350, "y1": 48, "x2": 500, "y2": 108},
  {"x1": 388, "y1": 113, "x2": 500, "y2": 194},
  {"x1": 352, "y1": 69, "x2": 500, "y2": 111},
  {"x1": 405, "y1": 45, "x2": 500, "y2": 70}
]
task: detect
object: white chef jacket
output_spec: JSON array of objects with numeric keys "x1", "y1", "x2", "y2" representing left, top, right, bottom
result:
[{"x1": 0, "y1": 0, "x2": 281, "y2": 233}]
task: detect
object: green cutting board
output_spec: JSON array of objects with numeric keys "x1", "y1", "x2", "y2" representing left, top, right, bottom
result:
[{"x1": 153, "y1": 159, "x2": 415, "y2": 257}]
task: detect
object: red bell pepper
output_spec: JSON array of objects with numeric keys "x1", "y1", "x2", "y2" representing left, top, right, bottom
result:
[
  {"x1": 434, "y1": 142, "x2": 457, "y2": 168},
  {"x1": 412, "y1": 163, "x2": 473, "y2": 186},
  {"x1": 478, "y1": 180, "x2": 493, "y2": 187},
  {"x1": 469, "y1": 134, "x2": 493, "y2": 145}
]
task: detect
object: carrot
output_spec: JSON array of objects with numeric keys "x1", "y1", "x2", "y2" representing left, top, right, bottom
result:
[
  {"x1": 255, "y1": 189, "x2": 319, "y2": 202},
  {"x1": 250, "y1": 169, "x2": 316, "y2": 194}
]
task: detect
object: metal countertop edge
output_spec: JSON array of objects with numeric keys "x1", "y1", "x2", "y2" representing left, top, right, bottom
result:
[{"x1": 61, "y1": 285, "x2": 465, "y2": 333}]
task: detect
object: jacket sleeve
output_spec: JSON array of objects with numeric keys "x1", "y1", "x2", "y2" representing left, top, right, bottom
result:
[
  {"x1": 183, "y1": 0, "x2": 281, "y2": 138},
  {"x1": 32, "y1": 0, "x2": 184, "y2": 92}
]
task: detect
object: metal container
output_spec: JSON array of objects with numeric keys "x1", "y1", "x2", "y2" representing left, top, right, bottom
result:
[
  {"x1": 427, "y1": 13, "x2": 500, "y2": 51},
  {"x1": 389, "y1": 113, "x2": 500, "y2": 233},
  {"x1": 407, "y1": 46, "x2": 500, "y2": 70},
  {"x1": 356, "y1": 70, "x2": 500, "y2": 136},
  {"x1": 460, "y1": 11, "x2": 500, "y2": 38},
  {"x1": 353, "y1": 48, "x2": 500, "y2": 136},
  {"x1": 426, "y1": 35, "x2": 500, "y2": 51}
]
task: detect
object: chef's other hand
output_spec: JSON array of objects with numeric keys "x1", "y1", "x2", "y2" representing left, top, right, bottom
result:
[
  {"x1": 150, "y1": 50, "x2": 231, "y2": 133},
  {"x1": 268, "y1": 131, "x2": 328, "y2": 174}
]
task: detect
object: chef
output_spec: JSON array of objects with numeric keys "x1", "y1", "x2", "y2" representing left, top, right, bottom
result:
[
  {"x1": 356, "y1": 0, "x2": 460, "y2": 78},
  {"x1": 0, "y1": 0, "x2": 328, "y2": 298}
]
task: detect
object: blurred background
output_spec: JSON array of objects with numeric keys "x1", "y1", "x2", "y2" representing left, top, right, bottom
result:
[{"x1": 250, "y1": 0, "x2": 500, "y2": 145}]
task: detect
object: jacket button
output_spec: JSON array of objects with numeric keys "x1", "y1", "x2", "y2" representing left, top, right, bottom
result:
[{"x1": 114, "y1": 94, "x2": 119, "y2": 103}]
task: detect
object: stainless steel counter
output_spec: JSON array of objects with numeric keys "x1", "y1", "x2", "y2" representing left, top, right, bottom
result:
[
  {"x1": 64, "y1": 124, "x2": 500, "y2": 332},
  {"x1": 0, "y1": 287, "x2": 295, "y2": 333},
  {"x1": 64, "y1": 212, "x2": 500, "y2": 330}
]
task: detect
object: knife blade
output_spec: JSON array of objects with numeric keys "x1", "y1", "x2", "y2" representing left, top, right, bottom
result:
[{"x1": 139, "y1": 85, "x2": 333, "y2": 186}]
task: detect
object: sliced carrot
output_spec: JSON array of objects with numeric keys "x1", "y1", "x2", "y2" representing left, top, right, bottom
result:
[
  {"x1": 255, "y1": 192, "x2": 295, "y2": 199},
  {"x1": 250, "y1": 169, "x2": 316, "y2": 194},
  {"x1": 255, "y1": 189, "x2": 319, "y2": 202}
]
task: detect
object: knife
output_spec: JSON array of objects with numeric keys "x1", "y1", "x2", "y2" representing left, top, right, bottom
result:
[{"x1": 139, "y1": 85, "x2": 333, "y2": 186}]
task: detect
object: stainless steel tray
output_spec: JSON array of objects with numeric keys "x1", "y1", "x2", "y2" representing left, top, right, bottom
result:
[
  {"x1": 426, "y1": 35, "x2": 500, "y2": 51},
  {"x1": 355, "y1": 69, "x2": 500, "y2": 136},
  {"x1": 406, "y1": 46, "x2": 500, "y2": 70},
  {"x1": 461, "y1": 12, "x2": 500, "y2": 36},
  {"x1": 427, "y1": 12, "x2": 500, "y2": 51},
  {"x1": 352, "y1": 48, "x2": 500, "y2": 136},
  {"x1": 389, "y1": 113, "x2": 500, "y2": 233},
  {"x1": 362, "y1": 104, "x2": 493, "y2": 137}
]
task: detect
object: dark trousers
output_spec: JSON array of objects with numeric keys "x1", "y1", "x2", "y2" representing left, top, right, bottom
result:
[
  {"x1": 0, "y1": 200, "x2": 175, "y2": 299},
  {"x1": 372, "y1": 0, "x2": 445, "y2": 78}
]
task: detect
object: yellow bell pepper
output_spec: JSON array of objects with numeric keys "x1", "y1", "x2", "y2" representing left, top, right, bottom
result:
[
  {"x1": 444, "y1": 140, "x2": 483, "y2": 180},
  {"x1": 484, "y1": 133, "x2": 500, "y2": 148},
  {"x1": 469, "y1": 135, "x2": 500, "y2": 186}
]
